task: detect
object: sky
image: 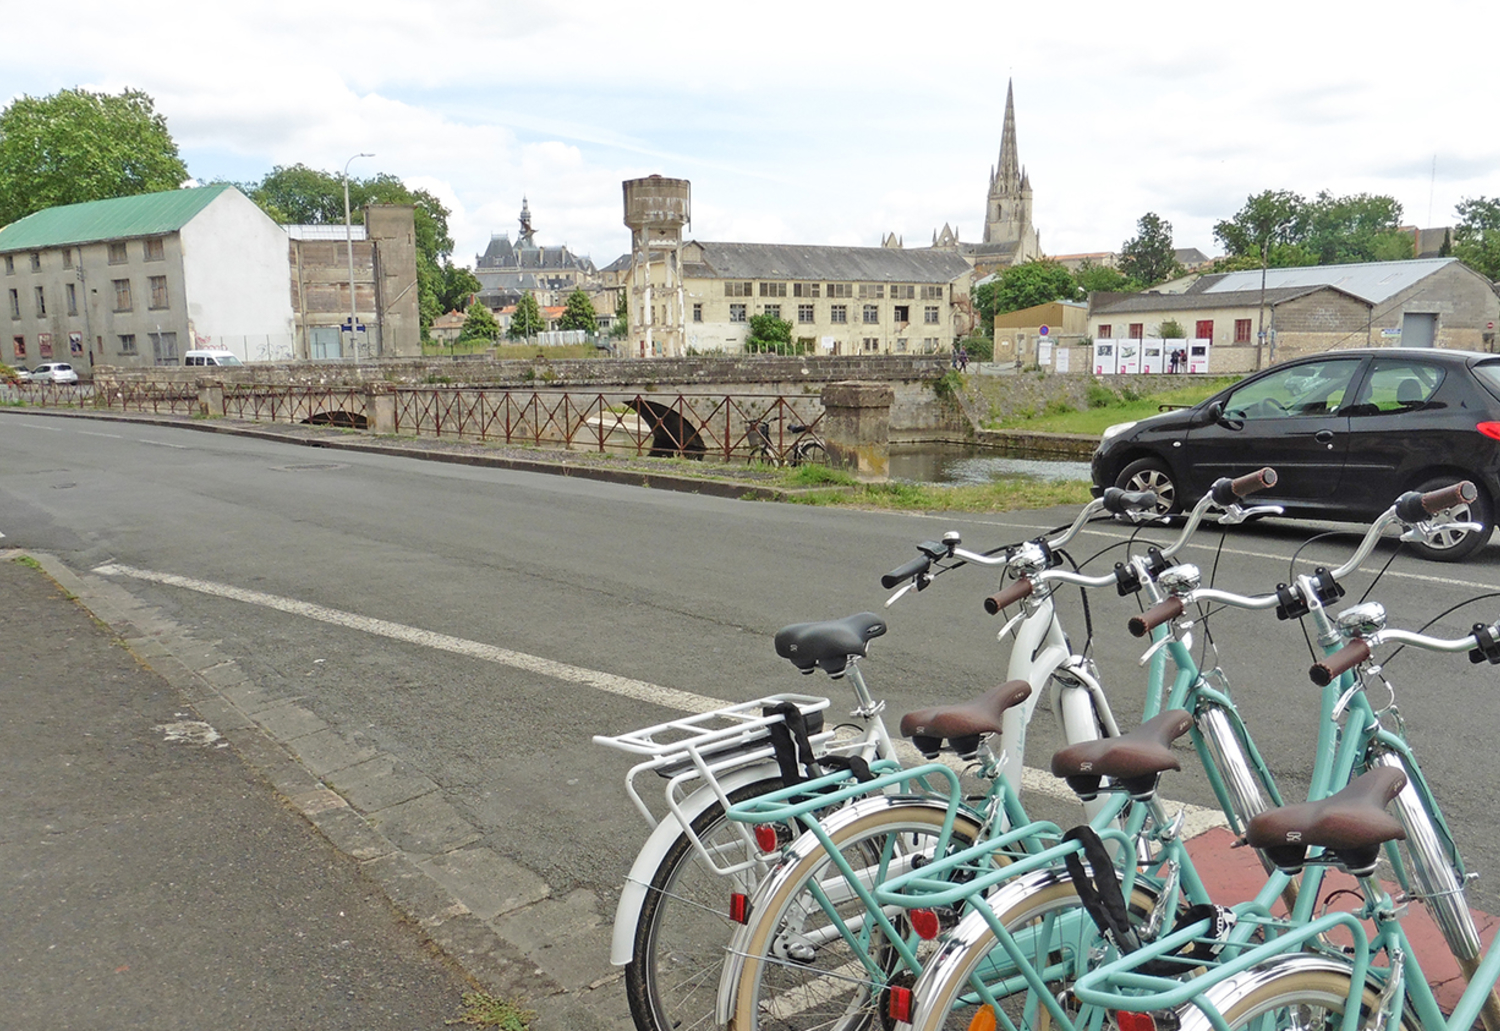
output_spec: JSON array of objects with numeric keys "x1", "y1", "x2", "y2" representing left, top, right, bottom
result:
[{"x1": 5, "y1": 0, "x2": 1496, "y2": 271}]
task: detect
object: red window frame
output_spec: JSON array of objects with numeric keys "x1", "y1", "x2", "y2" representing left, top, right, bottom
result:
[
  {"x1": 1097, "y1": 324, "x2": 1113, "y2": 338},
  {"x1": 1234, "y1": 319, "x2": 1252, "y2": 343},
  {"x1": 1195, "y1": 320, "x2": 1214, "y2": 340}
]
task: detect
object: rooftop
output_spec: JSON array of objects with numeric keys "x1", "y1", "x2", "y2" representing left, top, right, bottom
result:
[
  {"x1": 0, "y1": 185, "x2": 236, "y2": 253},
  {"x1": 1187, "y1": 258, "x2": 1459, "y2": 304},
  {"x1": 684, "y1": 241, "x2": 972, "y2": 283}
]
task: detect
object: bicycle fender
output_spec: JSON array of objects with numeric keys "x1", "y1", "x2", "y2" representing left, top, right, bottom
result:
[{"x1": 609, "y1": 763, "x2": 781, "y2": 966}]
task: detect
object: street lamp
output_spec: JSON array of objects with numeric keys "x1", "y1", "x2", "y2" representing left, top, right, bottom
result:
[{"x1": 344, "y1": 152, "x2": 374, "y2": 362}]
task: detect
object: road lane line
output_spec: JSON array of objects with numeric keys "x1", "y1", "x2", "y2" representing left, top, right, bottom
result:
[
  {"x1": 89, "y1": 561, "x2": 1226, "y2": 826},
  {"x1": 138, "y1": 439, "x2": 188, "y2": 449},
  {"x1": 77, "y1": 430, "x2": 124, "y2": 439}
]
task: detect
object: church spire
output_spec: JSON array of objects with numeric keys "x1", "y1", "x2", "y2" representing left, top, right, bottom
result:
[{"x1": 995, "y1": 79, "x2": 1021, "y2": 191}]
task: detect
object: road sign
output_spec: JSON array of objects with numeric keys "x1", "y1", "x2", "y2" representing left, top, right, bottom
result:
[{"x1": 1039, "y1": 325, "x2": 1049, "y2": 336}]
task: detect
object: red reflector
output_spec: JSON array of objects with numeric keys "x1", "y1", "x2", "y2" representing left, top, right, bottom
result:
[
  {"x1": 729, "y1": 892, "x2": 750, "y2": 924},
  {"x1": 1477, "y1": 422, "x2": 1500, "y2": 441},
  {"x1": 754, "y1": 824, "x2": 780, "y2": 852},
  {"x1": 1117, "y1": 1012, "x2": 1157, "y2": 1031},
  {"x1": 887, "y1": 985, "x2": 913, "y2": 1024},
  {"x1": 910, "y1": 908, "x2": 940, "y2": 940}
]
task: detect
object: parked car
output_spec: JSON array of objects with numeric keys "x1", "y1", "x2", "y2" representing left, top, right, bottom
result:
[
  {"x1": 29, "y1": 362, "x2": 79, "y2": 385},
  {"x1": 1090, "y1": 348, "x2": 1500, "y2": 561},
  {"x1": 183, "y1": 350, "x2": 244, "y2": 367},
  {"x1": 2, "y1": 365, "x2": 29, "y2": 382}
]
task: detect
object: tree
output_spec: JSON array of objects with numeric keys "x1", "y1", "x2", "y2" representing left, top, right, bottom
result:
[
  {"x1": 558, "y1": 288, "x2": 599, "y2": 333},
  {"x1": 744, "y1": 313, "x2": 798, "y2": 354},
  {"x1": 1454, "y1": 196, "x2": 1500, "y2": 281},
  {"x1": 1072, "y1": 260, "x2": 1138, "y2": 296},
  {"x1": 1119, "y1": 213, "x2": 1183, "y2": 287},
  {"x1": 458, "y1": 301, "x2": 500, "y2": 343},
  {"x1": 437, "y1": 262, "x2": 481, "y2": 314},
  {"x1": 1302, "y1": 191, "x2": 1410, "y2": 265},
  {"x1": 508, "y1": 292, "x2": 545, "y2": 340},
  {"x1": 0, "y1": 87, "x2": 188, "y2": 226},
  {"x1": 1213, "y1": 190, "x2": 1310, "y2": 263},
  {"x1": 611, "y1": 291, "x2": 629, "y2": 339},
  {"x1": 975, "y1": 261, "x2": 1080, "y2": 331}
]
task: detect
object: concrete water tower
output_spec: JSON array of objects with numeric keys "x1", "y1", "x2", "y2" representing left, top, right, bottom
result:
[{"x1": 622, "y1": 176, "x2": 691, "y2": 358}]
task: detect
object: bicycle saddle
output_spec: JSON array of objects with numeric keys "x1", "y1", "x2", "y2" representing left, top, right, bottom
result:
[
  {"x1": 774, "y1": 613, "x2": 887, "y2": 678},
  {"x1": 899, "y1": 680, "x2": 1033, "y2": 760},
  {"x1": 1245, "y1": 766, "x2": 1408, "y2": 876},
  {"x1": 1050, "y1": 709, "x2": 1195, "y2": 801}
]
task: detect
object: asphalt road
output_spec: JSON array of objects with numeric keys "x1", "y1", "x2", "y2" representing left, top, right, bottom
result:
[{"x1": 5, "y1": 408, "x2": 1500, "y2": 1001}]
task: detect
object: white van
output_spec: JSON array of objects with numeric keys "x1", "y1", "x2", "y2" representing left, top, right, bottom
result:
[{"x1": 183, "y1": 350, "x2": 244, "y2": 367}]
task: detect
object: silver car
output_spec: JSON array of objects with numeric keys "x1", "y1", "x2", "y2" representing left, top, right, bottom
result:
[{"x1": 30, "y1": 362, "x2": 79, "y2": 384}]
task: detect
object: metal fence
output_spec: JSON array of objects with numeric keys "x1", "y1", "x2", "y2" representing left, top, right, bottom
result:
[
  {"x1": 94, "y1": 381, "x2": 198, "y2": 415},
  {"x1": 223, "y1": 385, "x2": 369, "y2": 426}
]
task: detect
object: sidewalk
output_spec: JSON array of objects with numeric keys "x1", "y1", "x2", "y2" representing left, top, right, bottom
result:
[{"x1": 0, "y1": 555, "x2": 476, "y2": 1030}]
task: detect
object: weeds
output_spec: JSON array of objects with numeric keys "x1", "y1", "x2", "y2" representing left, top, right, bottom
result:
[
  {"x1": 448, "y1": 991, "x2": 536, "y2": 1030},
  {"x1": 788, "y1": 477, "x2": 1091, "y2": 512}
]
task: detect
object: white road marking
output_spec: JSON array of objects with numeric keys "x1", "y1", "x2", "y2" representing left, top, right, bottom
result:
[
  {"x1": 90, "y1": 562, "x2": 1226, "y2": 829},
  {"x1": 138, "y1": 439, "x2": 188, "y2": 449},
  {"x1": 10, "y1": 422, "x2": 63, "y2": 431},
  {"x1": 77, "y1": 431, "x2": 123, "y2": 439}
]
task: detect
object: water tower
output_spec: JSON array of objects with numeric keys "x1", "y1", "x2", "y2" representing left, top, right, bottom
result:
[{"x1": 622, "y1": 176, "x2": 691, "y2": 358}]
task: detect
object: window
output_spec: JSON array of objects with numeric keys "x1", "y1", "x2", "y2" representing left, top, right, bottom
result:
[
  {"x1": 797, "y1": 304, "x2": 814, "y2": 323},
  {"x1": 924, "y1": 306, "x2": 939, "y2": 324},
  {"x1": 890, "y1": 285, "x2": 915, "y2": 300},
  {"x1": 118, "y1": 333, "x2": 137, "y2": 355},
  {"x1": 34, "y1": 286, "x2": 45, "y2": 316},
  {"x1": 29, "y1": 252, "x2": 41, "y2": 271},
  {"x1": 830, "y1": 304, "x2": 848, "y2": 324},
  {"x1": 66, "y1": 283, "x2": 77, "y2": 316},
  {"x1": 7, "y1": 288, "x2": 17, "y2": 319},
  {"x1": 895, "y1": 338, "x2": 909, "y2": 352},
  {"x1": 1347, "y1": 359, "x2": 1444, "y2": 416},
  {"x1": 729, "y1": 303, "x2": 747, "y2": 323},
  {"x1": 1098, "y1": 324, "x2": 1113, "y2": 339},
  {"x1": 3, "y1": 256, "x2": 12, "y2": 275},
  {"x1": 1195, "y1": 320, "x2": 1214, "y2": 340},
  {"x1": 827, "y1": 283, "x2": 853, "y2": 298},
  {"x1": 113, "y1": 279, "x2": 133, "y2": 311},
  {"x1": 1222, "y1": 358, "x2": 1361, "y2": 421},
  {"x1": 724, "y1": 281, "x2": 752, "y2": 297},
  {"x1": 862, "y1": 337, "x2": 880, "y2": 352},
  {"x1": 858, "y1": 284, "x2": 885, "y2": 299},
  {"x1": 920, "y1": 285, "x2": 944, "y2": 300},
  {"x1": 862, "y1": 304, "x2": 879, "y2": 324},
  {"x1": 759, "y1": 282, "x2": 786, "y2": 297},
  {"x1": 108, "y1": 242, "x2": 127, "y2": 264},
  {"x1": 148, "y1": 275, "x2": 169, "y2": 309},
  {"x1": 12, "y1": 335, "x2": 23, "y2": 357},
  {"x1": 923, "y1": 337, "x2": 940, "y2": 351},
  {"x1": 62, "y1": 248, "x2": 73, "y2": 270},
  {"x1": 1234, "y1": 319, "x2": 1252, "y2": 343},
  {"x1": 1128, "y1": 323, "x2": 1144, "y2": 339},
  {"x1": 893, "y1": 305, "x2": 910, "y2": 323},
  {"x1": 793, "y1": 282, "x2": 820, "y2": 298},
  {"x1": 144, "y1": 237, "x2": 165, "y2": 262},
  {"x1": 692, "y1": 303, "x2": 702, "y2": 323},
  {"x1": 149, "y1": 331, "x2": 179, "y2": 365},
  {"x1": 764, "y1": 304, "x2": 781, "y2": 320}
]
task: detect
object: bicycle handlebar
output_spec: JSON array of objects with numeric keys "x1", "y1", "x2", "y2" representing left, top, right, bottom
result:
[
  {"x1": 1211, "y1": 467, "x2": 1278, "y2": 507},
  {"x1": 881, "y1": 554, "x2": 934, "y2": 589},
  {"x1": 1128, "y1": 597, "x2": 1185, "y2": 638},
  {"x1": 983, "y1": 577, "x2": 1033, "y2": 615},
  {"x1": 1309, "y1": 639, "x2": 1371, "y2": 687},
  {"x1": 1394, "y1": 481, "x2": 1478, "y2": 524}
]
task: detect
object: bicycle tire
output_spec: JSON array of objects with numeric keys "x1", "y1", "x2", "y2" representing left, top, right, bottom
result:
[
  {"x1": 1175, "y1": 956, "x2": 1417, "y2": 1031},
  {"x1": 903, "y1": 873, "x2": 1162, "y2": 1031},
  {"x1": 626, "y1": 778, "x2": 783, "y2": 1031},
  {"x1": 728, "y1": 802, "x2": 986, "y2": 1031},
  {"x1": 794, "y1": 441, "x2": 828, "y2": 467}
]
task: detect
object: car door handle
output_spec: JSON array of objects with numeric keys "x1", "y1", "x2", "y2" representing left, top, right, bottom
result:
[{"x1": 1315, "y1": 430, "x2": 1335, "y2": 444}]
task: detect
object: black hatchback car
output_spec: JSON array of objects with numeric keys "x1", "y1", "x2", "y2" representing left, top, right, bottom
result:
[{"x1": 1090, "y1": 348, "x2": 1500, "y2": 561}]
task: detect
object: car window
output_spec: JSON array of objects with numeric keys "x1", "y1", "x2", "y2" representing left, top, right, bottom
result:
[
  {"x1": 1346, "y1": 360, "x2": 1445, "y2": 417},
  {"x1": 1223, "y1": 358, "x2": 1362, "y2": 420}
]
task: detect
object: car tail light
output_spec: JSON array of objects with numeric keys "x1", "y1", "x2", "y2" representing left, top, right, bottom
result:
[
  {"x1": 1117, "y1": 1012, "x2": 1157, "y2": 1031},
  {"x1": 1477, "y1": 422, "x2": 1500, "y2": 441},
  {"x1": 754, "y1": 824, "x2": 780, "y2": 852},
  {"x1": 909, "y1": 908, "x2": 940, "y2": 940},
  {"x1": 729, "y1": 892, "x2": 750, "y2": 924},
  {"x1": 886, "y1": 984, "x2": 913, "y2": 1024}
]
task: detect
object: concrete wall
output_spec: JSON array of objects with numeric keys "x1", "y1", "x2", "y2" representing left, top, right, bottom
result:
[
  {"x1": 366, "y1": 205, "x2": 421, "y2": 358},
  {"x1": 179, "y1": 189, "x2": 295, "y2": 361}
]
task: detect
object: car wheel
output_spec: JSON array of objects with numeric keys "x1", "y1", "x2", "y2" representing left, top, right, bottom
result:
[
  {"x1": 1115, "y1": 457, "x2": 1179, "y2": 515},
  {"x1": 1407, "y1": 477, "x2": 1493, "y2": 562}
]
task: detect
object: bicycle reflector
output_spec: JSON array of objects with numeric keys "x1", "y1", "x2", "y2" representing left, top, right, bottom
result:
[
  {"x1": 729, "y1": 892, "x2": 750, "y2": 925},
  {"x1": 754, "y1": 824, "x2": 780, "y2": 853},
  {"x1": 967, "y1": 1008, "x2": 998, "y2": 1031},
  {"x1": 1477, "y1": 422, "x2": 1500, "y2": 441},
  {"x1": 886, "y1": 985, "x2": 913, "y2": 1024},
  {"x1": 909, "y1": 908, "x2": 941, "y2": 941},
  {"x1": 1116, "y1": 1013, "x2": 1157, "y2": 1031}
]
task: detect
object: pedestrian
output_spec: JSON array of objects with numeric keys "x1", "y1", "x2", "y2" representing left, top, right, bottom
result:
[{"x1": 958, "y1": 346, "x2": 969, "y2": 372}]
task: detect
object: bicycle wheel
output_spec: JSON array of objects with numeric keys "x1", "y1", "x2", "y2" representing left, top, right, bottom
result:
[
  {"x1": 627, "y1": 779, "x2": 783, "y2": 1031},
  {"x1": 729, "y1": 800, "x2": 986, "y2": 1031},
  {"x1": 1175, "y1": 956, "x2": 1417, "y2": 1031},
  {"x1": 794, "y1": 441, "x2": 828, "y2": 467},
  {"x1": 903, "y1": 871, "x2": 1162, "y2": 1031}
]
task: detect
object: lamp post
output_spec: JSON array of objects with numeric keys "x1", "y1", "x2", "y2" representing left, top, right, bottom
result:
[{"x1": 344, "y1": 152, "x2": 374, "y2": 362}]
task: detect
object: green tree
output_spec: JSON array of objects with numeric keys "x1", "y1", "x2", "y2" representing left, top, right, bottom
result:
[
  {"x1": 1156, "y1": 319, "x2": 1186, "y2": 338},
  {"x1": 981, "y1": 260, "x2": 1080, "y2": 325},
  {"x1": 1119, "y1": 213, "x2": 1183, "y2": 286},
  {"x1": 509, "y1": 291, "x2": 545, "y2": 340},
  {"x1": 558, "y1": 288, "x2": 599, "y2": 332},
  {"x1": 1213, "y1": 190, "x2": 1310, "y2": 264},
  {"x1": 1072, "y1": 260, "x2": 1138, "y2": 295},
  {"x1": 1303, "y1": 191, "x2": 1410, "y2": 265},
  {"x1": 0, "y1": 87, "x2": 188, "y2": 226},
  {"x1": 458, "y1": 301, "x2": 500, "y2": 343},
  {"x1": 437, "y1": 262, "x2": 481, "y2": 314},
  {"x1": 1454, "y1": 196, "x2": 1500, "y2": 281},
  {"x1": 611, "y1": 291, "x2": 629, "y2": 339},
  {"x1": 745, "y1": 313, "x2": 799, "y2": 354}
]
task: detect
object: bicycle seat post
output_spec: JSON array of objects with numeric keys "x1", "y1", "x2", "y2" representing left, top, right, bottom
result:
[{"x1": 841, "y1": 659, "x2": 886, "y2": 721}]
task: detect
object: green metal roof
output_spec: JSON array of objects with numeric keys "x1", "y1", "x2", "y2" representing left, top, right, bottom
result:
[{"x1": 0, "y1": 184, "x2": 236, "y2": 253}]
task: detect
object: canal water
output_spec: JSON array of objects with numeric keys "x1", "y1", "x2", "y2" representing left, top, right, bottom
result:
[{"x1": 888, "y1": 443, "x2": 1091, "y2": 485}]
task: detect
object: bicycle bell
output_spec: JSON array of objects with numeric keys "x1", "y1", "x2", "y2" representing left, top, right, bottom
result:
[
  {"x1": 1158, "y1": 564, "x2": 1201, "y2": 594},
  {"x1": 1335, "y1": 602, "x2": 1387, "y2": 637}
]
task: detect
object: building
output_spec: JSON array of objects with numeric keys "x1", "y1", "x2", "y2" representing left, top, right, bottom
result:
[
  {"x1": 1, "y1": 185, "x2": 293, "y2": 370},
  {"x1": 1088, "y1": 257, "x2": 1500, "y2": 371},
  {"x1": 993, "y1": 300, "x2": 1090, "y2": 365},
  {"x1": 285, "y1": 203, "x2": 421, "y2": 360},
  {"x1": 474, "y1": 198, "x2": 597, "y2": 311}
]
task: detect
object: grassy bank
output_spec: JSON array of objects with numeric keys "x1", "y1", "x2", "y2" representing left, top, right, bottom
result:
[
  {"x1": 770, "y1": 462, "x2": 1092, "y2": 511},
  {"x1": 982, "y1": 376, "x2": 1242, "y2": 436},
  {"x1": 419, "y1": 341, "x2": 603, "y2": 360}
]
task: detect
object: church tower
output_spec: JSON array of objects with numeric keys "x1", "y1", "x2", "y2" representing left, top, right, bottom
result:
[{"x1": 982, "y1": 80, "x2": 1041, "y2": 262}]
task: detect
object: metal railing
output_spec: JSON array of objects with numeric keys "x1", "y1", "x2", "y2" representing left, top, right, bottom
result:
[{"x1": 223, "y1": 385, "x2": 368, "y2": 426}]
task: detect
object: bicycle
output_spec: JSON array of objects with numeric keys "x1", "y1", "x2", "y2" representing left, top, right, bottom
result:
[
  {"x1": 748, "y1": 419, "x2": 828, "y2": 467},
  {"x1": 596, "y1": 487, "x2": 1162, "y2": 1031},
  {"x1": 891, "y1": 483, "x2": 1500, "y2": 1031}
]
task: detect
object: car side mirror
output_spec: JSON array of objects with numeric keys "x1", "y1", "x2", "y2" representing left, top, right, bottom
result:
[{"x1": 1194, "y1": 401, "x2": 1225, "y2": 428}]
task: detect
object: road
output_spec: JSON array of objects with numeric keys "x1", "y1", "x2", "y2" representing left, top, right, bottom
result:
[{"x1": 5, "y1": 409, "x2": 1500, "y2": 1000}]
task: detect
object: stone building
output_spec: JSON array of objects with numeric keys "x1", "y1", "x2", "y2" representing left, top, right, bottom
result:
[
  {"x1": 474, "y1": 198, "x2": 597, "y2": 310},
  {"x1": 1, "y1": 185, "x2": 293, "y2": 371},
  {"x1": 1088, "y1": 257, "x2": 1500, "y2": 371}
]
